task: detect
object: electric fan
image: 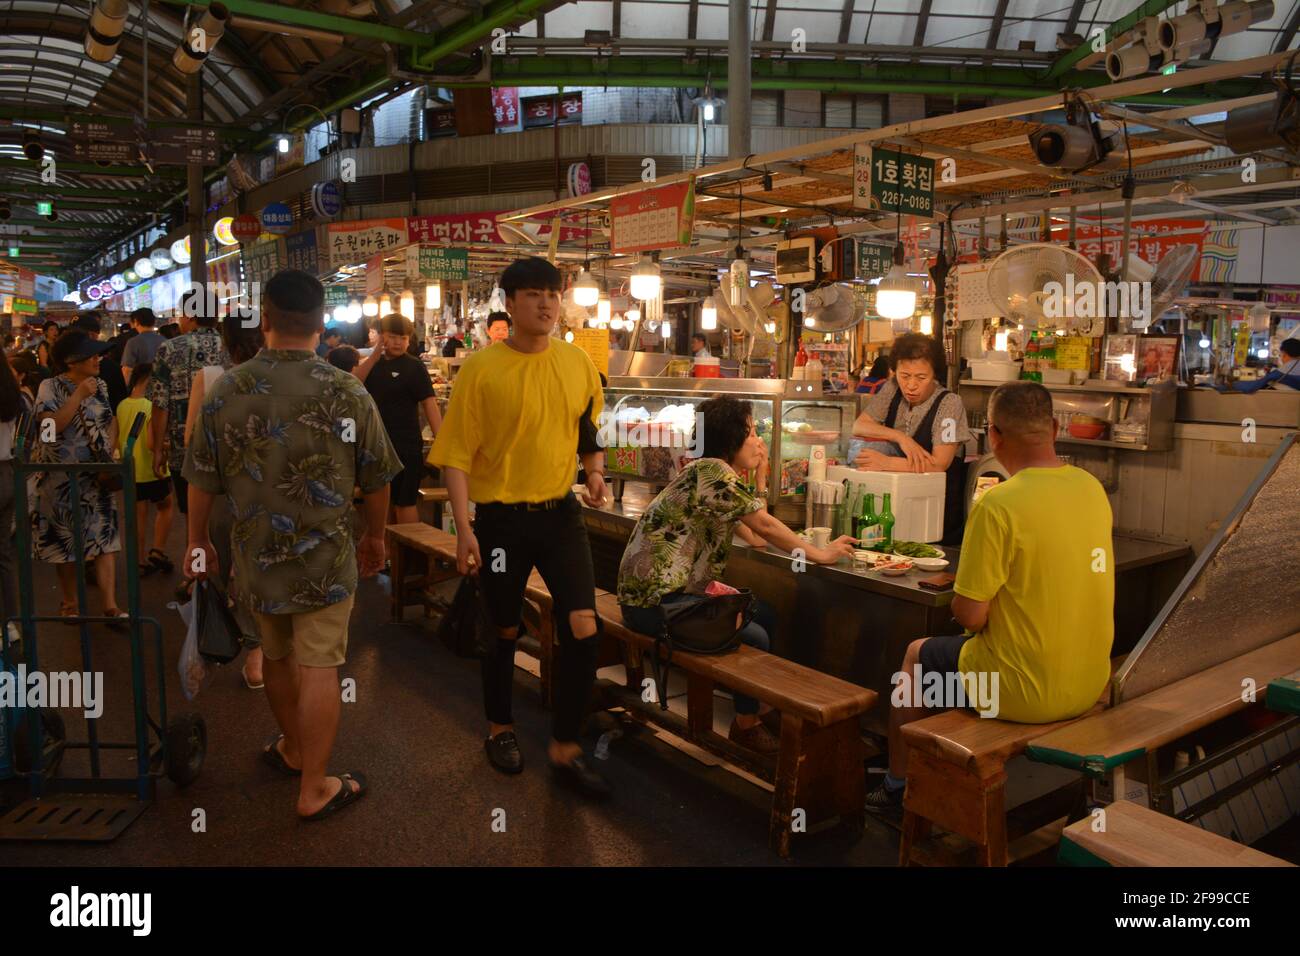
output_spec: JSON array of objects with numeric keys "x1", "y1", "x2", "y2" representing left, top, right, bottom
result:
[{"x1": 985, "y1": 243, "x2": 1103, "y2": 331}]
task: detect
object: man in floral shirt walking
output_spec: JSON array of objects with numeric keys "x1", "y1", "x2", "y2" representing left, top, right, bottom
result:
[{"x1": 184, "y1": 270, "x2": 401, "y2": 821}]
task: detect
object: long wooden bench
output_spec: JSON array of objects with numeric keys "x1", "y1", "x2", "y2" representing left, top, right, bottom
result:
[
  {"x1": 387, "y1": 522, "x2": 877, "y2": 857},
  {"x1": 898, "y1": 702, "x2": 1103, "y2": 867},
  {"x1": 1059, "y1": 800, "x2": 1294, "y2": 867},
  {"x1": 593, "y1": 592, "x2": 876, "y2": 857}
]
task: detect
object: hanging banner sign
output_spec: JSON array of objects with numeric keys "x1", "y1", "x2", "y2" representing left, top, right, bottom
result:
[
  {"x1": 16, "y1": 267, "x2": 36, "y2": 298},
  {"x1": 491, "y1": 88, "x2": 522, "y2": 133},
  {"x1": 406, "y1": 212, "x2": 587, "y2": 247},
  {"x1": 365, "y1": 253, "x2": 386, "y2": 295},
  {"x1": 327, "y1": 218, "x2": 409, "y2": 268},
  {"x1": 241, "y1": 237, "x2": 285, "y2": 289},
  {"x1": 853, "y1": 145, "x2": 935, "y2": 218},
  {"x1": 413, "y1": 246, "x2": 470, "y2": 281},
  {"x1": 609, "y1": 180, "x2": 696, "y2": 254},
  {"x1": 262, "y1": 203, "x2": 294, "y2": 235},
  {"x1": 284, "y1": 229, "x2": 320, "y2": 276}
]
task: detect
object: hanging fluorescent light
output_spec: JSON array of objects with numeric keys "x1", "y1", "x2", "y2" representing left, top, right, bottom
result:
[
  {"x1": 629, "y1": 255, "x2": 661, "y2": 301},
  {"x1": 379, "y1": 294, "x2": 393, "y2": 317},
  {"x1": 661, "y1": 319, "x2": 672, "y2": 339},
  {"x1": 727, "y1": 254, "x2": 750, "y2": 308},
  {"x1": 425, "y1": 281, "x2": 441, "y2": 310},
  {"x1": 572, "y1": 268, "x2": 600, "y2": 307},
  {"x1": 700, "y1": 294, "x2": 717, "y2": 331},
  {"x1": 399, "y1": 288, "x2": 415, "y2": 320},
  {"x1": 362, "y1": 295, "x2": 378, "y2": 317},
  {"x1": 597, "y1": 293, "x2": 612, "y2": 325},
  {"x1": 919, "y1": 313, "x2": 933, "y2": 335}
]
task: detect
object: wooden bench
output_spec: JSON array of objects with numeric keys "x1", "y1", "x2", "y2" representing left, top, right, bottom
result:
[
  {"x1": 418, "y1": 487, "x2": 450, "y2": 528},
  {"x1": 1059, "y1": 800, "x2": 1294, "y2": 867},
  {"x1": 595, "y1": 592, "x2": 876, "y2": 857},
  {"x1": 898, "y1": 703, "x2": 1103, "y2": 867}
]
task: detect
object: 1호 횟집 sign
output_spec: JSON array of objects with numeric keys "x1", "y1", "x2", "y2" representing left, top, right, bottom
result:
[{"x1": 853, "y1": 145, "x2": 934, "y2": 218}]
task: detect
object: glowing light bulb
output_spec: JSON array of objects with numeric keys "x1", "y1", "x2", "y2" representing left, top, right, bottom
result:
[
  {"x1": 379, "y1": 295, "x2": 393, "y2": 317},
  {"x1": 919, "y1": 313, "x2": 933, "y2": 335},
  {"x1": 572, "y1": 269, "x2": 600, "y2": 307},
  {"x1": 661, "y1": 320, "x2": 672, "y2": 339},
  {"x1": 362, "y1": 296, "x2": 378, "y2": 317},
  {"x1": 564, "y1": 330, "x2": 574, "y2": 342},
  {"x1": 994, "y1": 330, "x2": 1009, "y2": 352},
  {"x1": 630, "y1": 256, "x2": 661, "y2": 301},
  {"x1": 700, "y1": 295, "x2": 717, "y2": 331},
  {"x1": 875, "y1": 264, "x2": 916, "y2": 320},
  {"x1": 597, "y1": 295, "x2": 611, "y2": 325},
  {"x1": 399, "y1": 289, "x2": 415, "y2": 320},
  {"x1": 626, "y1": 307, "x2": 641, "y2": 324},
  {"x1": 1198, "y1": 337, "x2": 1211, "y2": 349},
  {"x1": 425, "y1": 282, "x2": 441, "y2": 310}
]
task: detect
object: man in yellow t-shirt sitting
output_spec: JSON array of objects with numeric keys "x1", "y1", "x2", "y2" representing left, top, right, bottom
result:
[
  {"x1": 429, "y1": 256, "x2": 611, "y2": 798},
  {"x1": 866, "y1": 381, "x2": 1114, "y2": 816}
]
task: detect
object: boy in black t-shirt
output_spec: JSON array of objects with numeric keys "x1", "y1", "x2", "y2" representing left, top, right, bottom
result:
[{"x1": 354, "y1": 315, "x2": 442, "y2": 524}]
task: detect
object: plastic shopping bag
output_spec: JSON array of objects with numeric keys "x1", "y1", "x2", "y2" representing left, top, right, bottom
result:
[{"x1": 171, "y1": 588, "x2": 209, "y2": 702}]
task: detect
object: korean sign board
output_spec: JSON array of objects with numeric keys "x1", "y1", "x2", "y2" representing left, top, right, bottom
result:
[
  {"x1": 327, "y1": 218, "x2": 409, "y2": 268},
  {"x1": 521, "y1": 93, "x2": 583, "y2": 129},
  {"x1": 406, "y1": 213, "x2": 588, "y2": 247},
  {"x1": 284, "y1": 229, "x2": 320, "y2": 276},
  {"x1": 492, "y1": 88, "x2": 522, "y2": 133},
  {"x1": 610, "y1": 180, "x2": 696, "y2": 254},
  {"x1": 413, "y1": 246, "x2": 470, "y2": 281},
  {"x1": 856, "y1": 241, "x2": 892, "y2": 280},
  {"x1": 68, "y1": 120, "x2": 220, "y2": 165},
  {"x1": 241, "y1": 237, "x2": 284, "y2": 288},
  {"x1": 853, "y1": 145, "x2": 935, "y2": 218}
]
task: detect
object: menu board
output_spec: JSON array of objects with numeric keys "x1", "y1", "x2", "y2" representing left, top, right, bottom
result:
[
  {"x1": 610, "y1": 180, "x2": 696, "y2": 254},
  {"x1": 1055, "y1": 335, "x2": 1092, "y2": 370},
  {"x1": 570, "y1": 328, "x2": 609, "y2": 377}
]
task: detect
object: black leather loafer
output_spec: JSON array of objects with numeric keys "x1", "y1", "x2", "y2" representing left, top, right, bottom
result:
[
  {"x1": 550, "y1": 755, "x2": 612, "y2": 800},
  {"x1": 484, "y1": 731, "x2": 524, "y2": 774}
]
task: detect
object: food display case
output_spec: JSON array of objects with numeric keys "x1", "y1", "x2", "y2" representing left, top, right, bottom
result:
[{"x1": 602, "y1": 376, "x2": 858, "y2": 526}]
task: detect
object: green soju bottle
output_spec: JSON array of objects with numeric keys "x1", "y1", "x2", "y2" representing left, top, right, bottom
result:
[
  {"x1": 879, "y1": 493, "x2": 895, "y2": 551},
  {"x1": 857, "y1": 493, "x2": 880, "y2": 547}
]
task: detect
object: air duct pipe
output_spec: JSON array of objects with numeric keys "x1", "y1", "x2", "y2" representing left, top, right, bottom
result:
[
  {"x1": 84, "y1": 0, "x2": 129, "y2": 62},
  {"x1": 1159, "y1": 1, "x2": 1274, "y2": 54},
  {"x1": 173, "y1": 2, "x2": 231, "y2": 75}
]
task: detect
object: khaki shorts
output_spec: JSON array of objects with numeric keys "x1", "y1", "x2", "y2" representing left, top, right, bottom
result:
[{"x1": 253, "y1": 594, "x2": 355, "y2": 668}]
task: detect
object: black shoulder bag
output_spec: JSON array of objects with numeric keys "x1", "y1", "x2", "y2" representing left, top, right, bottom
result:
[{"x1": 647, "y1": 590, "x2": 755, "y2": 711}]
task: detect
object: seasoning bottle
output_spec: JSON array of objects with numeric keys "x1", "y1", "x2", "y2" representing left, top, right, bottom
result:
[{"x1": 879, "y1": 492, "x2": 895, "y2": 551}]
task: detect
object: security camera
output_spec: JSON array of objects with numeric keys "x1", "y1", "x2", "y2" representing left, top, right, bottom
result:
[{"x1": 1029, "y1": 97, "x2": 1119, "y2": 172}]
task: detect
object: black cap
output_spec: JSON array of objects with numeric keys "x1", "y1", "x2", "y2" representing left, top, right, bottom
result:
[{"x1": 52, "y1": 329, "x2": 112, "y2": 366}]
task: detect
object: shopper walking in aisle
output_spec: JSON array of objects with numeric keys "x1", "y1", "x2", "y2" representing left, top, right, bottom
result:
[
  {"x1": 120, "y1": 308, "x2": 165, "y2": 383},
  {"x1": 0, "y1": 349, "x2": 31, "y2": 643},
  {"x1": 116, "y1": 364, "x2": 174, "y2": 579},
  {"x1": 485, "y1": 312, "x2": 511, "y2": 344},
  {"x1": 353, "y1": 314, "x2": 442, "y2": 526},
  {"x1": 30, "y1": 331, "x2": 126, "y2": 625},
  {"x1": 183, "y1": 312, "x2": 264, "y2": 688},
  {"x1": 73, "y1": 313, "x2": 128, "y2": 410},
  {"x1": 185, "y1": 270, "x2": 401, "y2": 820},
  {"x1": 430, "y1": 256, "x2": 611, "y2": 797},
  {"x1": 150, "y1": 290, "x2": 229, "y2": 521}
]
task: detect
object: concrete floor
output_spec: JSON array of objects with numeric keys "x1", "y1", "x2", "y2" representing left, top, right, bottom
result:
[{"x1": 0, "y1": 518, "x2": 900, "y2": 866}]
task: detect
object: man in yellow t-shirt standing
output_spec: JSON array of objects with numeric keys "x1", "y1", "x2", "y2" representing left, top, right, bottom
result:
[
  {"x1": 429, "y1": 257, "x2": 611, "y2": 798},
  {"x1": 866, "y1": 381, "x2": 1114, "y2": 816}
]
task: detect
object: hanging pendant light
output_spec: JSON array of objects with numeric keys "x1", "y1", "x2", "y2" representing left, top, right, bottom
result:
[
  {"x1": 597, "y1": 293, "x2": 612, "y2": 325},
  {"x1": 399, "y1": 288, "x2": 416, "y2": 321},
  {"x1": 919, "y1": 313, "x2": 933, "y2": 335},
  {"x1": 764, "y1": 319, "x2": 776, "y2": 335},
  {"x1": 875, "y1": 244, "x2": 917, "y2": 320},
  {"x1": 610, "y1": 314, "x2": 624, "y2": 331},
  {"x1": 630, "y1": 255, "x2": 661, "y2": 301},
  {"x1": 573, "y1": 267, "x2": 600, "y2": 307},
  {"x1": 661, "y1": 319, "x2": 672, "y2": 339},
  {"x1": 626, "y1": 306, "x2": 641, "y2": 324},
  {"x1": 425, "y1": 281, "x2": 441, "y2": 311},
  {"x1": 362, "y1": 295, "x2": 378, "y2": 317},
  {"x1": 700, "y1": 294, "x2": 718, "y2": 331},
  {"x1": 379, "y1": 294, "x2": 393, "y2": 317},
  {"x1": 727, "y1": 250, "x2": 749, "y2": 309}
]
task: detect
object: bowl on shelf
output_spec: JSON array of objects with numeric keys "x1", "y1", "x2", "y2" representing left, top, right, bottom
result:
[
  {"x1": 1067, "y1": 422, "x2": 1107, "y2": 440},
  {"x1": 912, "y1": 556, "x2": 950, "y2": 570},
  {"x1": 968, "y1": 359, "x2": 1023, "y2": 382},
  {"x1": 1040, "y1": 368, "x2": 1073, "y2": 384}
]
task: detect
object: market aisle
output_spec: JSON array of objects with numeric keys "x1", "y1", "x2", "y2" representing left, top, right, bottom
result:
[{"x1": 1, "y1": 520, "x2": 897, "y2": 866}]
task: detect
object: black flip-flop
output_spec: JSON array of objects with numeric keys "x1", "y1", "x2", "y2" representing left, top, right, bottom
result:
[
  {"x1": 261, "y1": 734, "x2": 301, "y2": 777},
  {"x1": 148, "y1": 548, "x2": 174, "y2": 573},
  {"x1": 301, "y1": 772, "x2": 367, "y2": 821}
]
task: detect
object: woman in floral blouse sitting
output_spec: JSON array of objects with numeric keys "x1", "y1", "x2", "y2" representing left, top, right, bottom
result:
[{"x1": 616, "y1": 396, "x2": 855, "y2": 754}]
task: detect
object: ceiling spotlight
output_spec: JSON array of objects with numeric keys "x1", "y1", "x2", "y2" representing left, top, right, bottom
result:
[
  {"x1": 85, "y1": 0, "x2": 129, "y2": 62},
  {"x1": 277, "y1": 135, "x2": 291, "y2": 155},
  {"x1": 173, "y1": 2, "x2": 230, "y2": 75}
]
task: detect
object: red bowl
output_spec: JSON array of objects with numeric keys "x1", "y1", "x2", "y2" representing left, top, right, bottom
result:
[{"x1": 1068, "y1": 422, "x2": 1107, "y2": 440}]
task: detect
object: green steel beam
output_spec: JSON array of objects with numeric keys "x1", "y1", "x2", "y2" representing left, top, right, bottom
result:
[
  {"x1": 160, "y1": 0, "x2": 439, "y2": 49},
  {"x1": 0, "y1": 105, "x2": 251, "y2": 136},
  {"x1": 0, "y1": 218, "x2": 120, "y2": 231},
  {"x1": 1045, "y1": 0, "x2": 1179, "y2": 81},
  {"x1": 1, "y1": 199, "x2": 155, "y2": 211},
  {"x1": 0, "y1": 183, "x2": 173, "y2": 201},
  {"x1": 409, "y1": 0, "x2": 557, "y2": 70},
  {"x1": 482, "y1": 54, "x2": 1261, "y2": 104}
]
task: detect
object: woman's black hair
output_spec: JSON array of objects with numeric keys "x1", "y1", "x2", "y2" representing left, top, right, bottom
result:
[
  {"x1": 486, "y1": 311, "x2": 511, "y2": 329},
  {"x1": 696, "y1": 395, "x2": 754, "y2": 463},
  {"x1": 0, "y1": 348, "x2": 21, "y2": 422},
  {"x1": 888, "y1": 332, "x2": 946, "y2": 380},
  {"x1": 128, "y1": 362, "x2": 152, "y2": 393},
  {"x1": 221, "y1": 312, "x2": 264, "y2": 365},
  {"x1": 868, "y1": 355, "x2": 891, "y2": 379},
  {"x1": 326, "y1": 345, "x2": 360, "y2": 372},
  {"x1": 500, "y1": 257, "x2": 562, "y2": 295},
  {"x1": 1281, "y1": 338, "x2": 1300, "y2": 359}
]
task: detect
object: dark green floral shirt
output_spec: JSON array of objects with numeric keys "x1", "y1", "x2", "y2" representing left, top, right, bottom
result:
[
  {"x1": 617, "y1": 458, "x2": 763, "y2": 608},
  {"x1": 182, "y1": 349, "x2": 402, "y2": 614}
]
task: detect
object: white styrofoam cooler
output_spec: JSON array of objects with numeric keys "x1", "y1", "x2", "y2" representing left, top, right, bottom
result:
[{"x1": 827, "y1": 466, "x2": 946, "y2": 543}]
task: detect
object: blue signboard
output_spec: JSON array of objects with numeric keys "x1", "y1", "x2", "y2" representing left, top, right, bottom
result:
[
  {"x1": 311, "y1": 181, "x2": 342, "y2": 219},
  {"x1": 262, "y1": 202, "x2": 294, "y2": 235},
  {"x1": 284, "y1": 229, "x2": 320, "y2": 277}
]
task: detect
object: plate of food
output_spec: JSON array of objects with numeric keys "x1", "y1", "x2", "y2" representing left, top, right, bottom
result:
[
  {"x1": 893, "y1": 541, "x2": 944, "y2": 559},
  {"x1": 877, "y1": 559, "x2": 914, "y2": 577}
]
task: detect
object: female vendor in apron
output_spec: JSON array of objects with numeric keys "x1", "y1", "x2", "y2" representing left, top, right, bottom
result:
[{"x1": 846, "y1": 332, "x2": 971, "y2": 545}]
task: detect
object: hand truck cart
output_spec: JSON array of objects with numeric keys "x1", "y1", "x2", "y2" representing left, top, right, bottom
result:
[{"x1": 0, "y1": 411, "x2": 206, "y2": 842}]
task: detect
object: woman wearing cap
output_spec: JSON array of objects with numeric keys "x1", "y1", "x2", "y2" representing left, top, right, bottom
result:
[{"x1": 30, "y1": 330, "x2": 126, "y2": 624}]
